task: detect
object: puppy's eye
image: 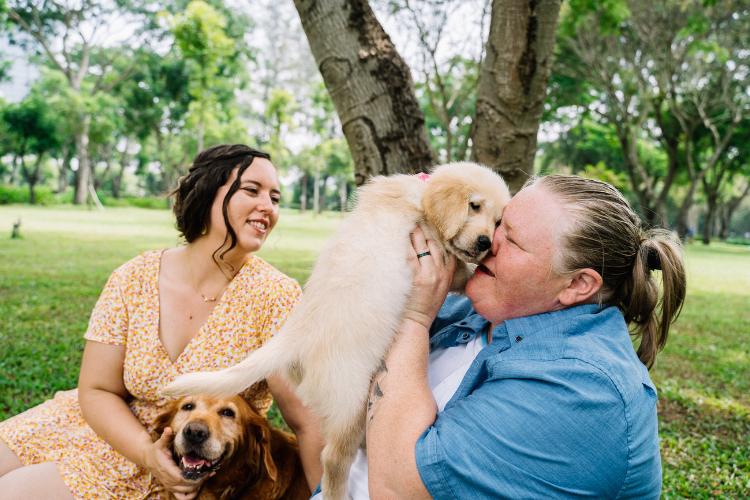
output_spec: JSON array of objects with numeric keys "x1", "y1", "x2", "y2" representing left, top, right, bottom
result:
[
  {"x1": 181, "y1": 403, "x2": 194, "y2": 411},
  {"x1": 220, "y1": 409, "x2": 235, "y2": 418},
  {"x1": 495, "y1": 219, "x2": 502, "y2": 227},
  {"x1": 470, "y1": 202, "x2": 481, "y2": 213}
]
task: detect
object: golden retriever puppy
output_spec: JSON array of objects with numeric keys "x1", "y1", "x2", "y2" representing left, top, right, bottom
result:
[
  {"x1": 152, "y1": 395, "x2": 311, "y2": 500},
  {"x1": 164, "y1": 162, "x2": 510, "y2": 500}
]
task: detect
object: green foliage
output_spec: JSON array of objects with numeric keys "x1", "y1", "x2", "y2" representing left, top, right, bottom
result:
[
  {"x1": 0, "y1": 186, "x2": 57, "y2": 205},
  {"x1": 417, "y1": 56, "x2": 479, "y2": 162}
]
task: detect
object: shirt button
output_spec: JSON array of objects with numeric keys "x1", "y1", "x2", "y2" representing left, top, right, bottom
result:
[
  {"x1": 515, "y1": 335, "x2": 523, "y2": 342},
  {"x1": 461, "y1": 332, "x2": 470, "y2": 340}
]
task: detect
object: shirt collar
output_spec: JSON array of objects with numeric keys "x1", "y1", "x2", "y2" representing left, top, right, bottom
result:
[{"x1": 429, "y1": 303, "x2": 604, "y2": 349}]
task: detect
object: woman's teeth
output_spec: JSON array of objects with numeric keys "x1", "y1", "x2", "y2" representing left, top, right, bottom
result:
[{"x1": 248, "y1": 221, "x2": 266, "y2": 230}]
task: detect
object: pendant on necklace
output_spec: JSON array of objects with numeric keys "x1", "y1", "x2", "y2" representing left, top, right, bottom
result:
[{"x1": 203, "y1": 296, "x2": 216, "y2": 302}]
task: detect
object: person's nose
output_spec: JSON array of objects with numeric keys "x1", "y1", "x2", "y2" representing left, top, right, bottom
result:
[
  {"x1": 256, "y1": 192, "x2": 274, "y2": 213},
  {"x1": 491, "y1": 224, "x2": 503, "y2": 254}
]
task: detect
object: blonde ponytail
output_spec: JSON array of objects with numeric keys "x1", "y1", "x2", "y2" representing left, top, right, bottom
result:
[{"x1": 532, "y1": 175, "x2": 687, "y2": 369}]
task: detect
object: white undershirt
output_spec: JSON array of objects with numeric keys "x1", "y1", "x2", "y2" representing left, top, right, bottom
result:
[{"x1": 312, "y1": 334, "x2": 486, "y2": 500}]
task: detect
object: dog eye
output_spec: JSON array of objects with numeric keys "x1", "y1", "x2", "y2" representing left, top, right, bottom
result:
[
  {"x1": 470, "y1": 202, "x2": 481, "y2": 213},
  {"x1": 181, "y1": 403, "x2": 194, "y2": 411},
  {"x1": 220, "y1": 409, "x2": 235, "y2": 418},
  {"x1": 495, "y1": 219, "x2": 502, "y2": 227}
]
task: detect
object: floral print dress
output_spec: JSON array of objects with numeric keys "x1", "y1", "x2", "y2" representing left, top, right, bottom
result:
[{"x1": 0, "y1": 250, "x2": 301, "y2": 500}]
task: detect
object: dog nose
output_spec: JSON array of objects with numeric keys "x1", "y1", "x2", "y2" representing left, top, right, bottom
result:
[
  {"x1": 184, "y1": 422, "x2": 210, "y2": 445},
  {"x1": 476, "y1": 235, "x2": 491, "y2": 251}
]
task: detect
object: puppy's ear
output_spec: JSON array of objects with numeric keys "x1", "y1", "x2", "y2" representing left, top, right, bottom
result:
[{"x1": 421, "y1": 175, "x2": 469, "y2": 240}]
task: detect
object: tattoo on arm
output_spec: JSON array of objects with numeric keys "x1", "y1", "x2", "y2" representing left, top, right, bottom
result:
[{"x1": 367, "y1": 361, "x2": 388, "y2": 426}]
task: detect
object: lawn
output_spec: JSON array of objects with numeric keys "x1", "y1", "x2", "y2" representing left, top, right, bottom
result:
[{"x1": 1, "y1": 205, "x2": 748, "y2": 498}]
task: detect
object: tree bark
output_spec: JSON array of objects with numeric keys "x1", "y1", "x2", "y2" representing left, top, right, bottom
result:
[
  {"x1": 339, "y1": 176, "x2": 348, "y2": 215},
  {"x1": 293, "y1": 0, "x2": 436, "y2": 185},
  {"x1": 313, "y1": 169, "x2": 320, "y2": 216},
  {"x1": 471, "y1": 0, "x2": 561, "y2": 194},
  {"x1": 58, "y1": 140, "x2": 72, "y2": 194},
  {"x1": 318, "y1": 174, "x2": 329, "y2": 213},
  {"x1": 300, "y1": 173, "x2": 308, "y2": 213},
  {"x1": 73, "y1": 115, "x2": 92, "y2": 205}
]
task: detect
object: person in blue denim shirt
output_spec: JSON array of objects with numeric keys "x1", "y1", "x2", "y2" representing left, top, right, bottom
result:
[{"x1": 363, "y1": 175, "x2": 687, "y2": 500}]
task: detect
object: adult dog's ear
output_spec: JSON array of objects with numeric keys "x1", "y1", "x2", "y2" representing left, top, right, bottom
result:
[
  {"x1": 151, "y1": 403, "x2": 177, "y2": 441},
  {"x1": 253, "y1": 421, "x2": 278, "y2": 483},
  {"x1": 422, "y1": 175, "x2": 469, "y2": 240}
]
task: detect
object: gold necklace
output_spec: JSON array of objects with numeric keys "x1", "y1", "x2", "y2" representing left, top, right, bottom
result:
[{"x1": 186, "y1": 250, "x2": 227, "y2": 302}]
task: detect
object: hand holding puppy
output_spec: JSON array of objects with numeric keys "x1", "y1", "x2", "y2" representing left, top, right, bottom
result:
[{"x1": 403, "y1": 226, "x2": 458, "y2": 331}]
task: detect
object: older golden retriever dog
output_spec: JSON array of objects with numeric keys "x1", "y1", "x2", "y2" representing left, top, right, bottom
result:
[
  {"x1": 164, "y1": 162, "x2": 510, "y2": 500},
  {"x1": 152, "y1": 395, "x2": 311, "y2": 500}
]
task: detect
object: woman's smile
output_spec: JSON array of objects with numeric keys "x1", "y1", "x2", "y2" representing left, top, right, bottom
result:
[{"x1": 247, "y1": 220, "x2": 268, "y2": 233}]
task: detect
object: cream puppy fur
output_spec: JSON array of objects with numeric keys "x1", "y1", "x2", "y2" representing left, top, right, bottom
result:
[{"x1": 163, "y1": 162, "x2": 510, "y2": 500}]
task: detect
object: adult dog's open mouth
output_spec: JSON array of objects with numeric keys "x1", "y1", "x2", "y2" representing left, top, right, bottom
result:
[{"x1": 174, "y1": 450, "x2": 224, "y2": 481}]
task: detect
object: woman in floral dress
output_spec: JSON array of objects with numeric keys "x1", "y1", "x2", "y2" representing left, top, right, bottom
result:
[{"x1": 0, "y1": 145, "x2": 324, "y2": 500}]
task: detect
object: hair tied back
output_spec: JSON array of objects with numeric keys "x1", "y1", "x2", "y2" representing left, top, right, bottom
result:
[{"x1": 645, "y1": 245, "x2": 662, "y2": 271}]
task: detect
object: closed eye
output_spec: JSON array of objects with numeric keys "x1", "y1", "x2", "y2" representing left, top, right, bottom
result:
[{"x1": 470, "y1": 202, "x2": 481, "y2": 213}]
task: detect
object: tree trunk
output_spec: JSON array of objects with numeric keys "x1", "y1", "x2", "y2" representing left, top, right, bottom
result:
[
  {"x1": 20, "y1": 154, "x2": 43, "y2": 205},
  {"x1": 73, "y1": 115, "x2": 92, "y2": 205},
  {"x1": 9, "y1": 155, "x2": 20, "y2": 185},
  {"x1": 300, "y1": 173, "x2": 308, "y2": 213},
  {"x1": 319, "y1": 174, "x2": 329, "y2": 213},
  {"x1": 676, "y1": 178, "x2": 700, "y2": 240},
  {"x1": 293, "y1": 0, "x2": 436, "y2": 185},
  {"x1": 58, "y1": 140, "x2": 72, "y2": 194},
  {"x1": 702, "y1": 196, "x2": 717, "y2": 245},
  {"x1": 112, "y1": 138, "x2": 130, "y2": 199},
  {"x1": 313, "y1": 169, "x2": 321, "y2": 216},
  {"x1": 471, "y1": 0, "x2": 562, "y2": 194},
  {"x1": 339, "y1": 176, "x2": 348, "y2": 215}
]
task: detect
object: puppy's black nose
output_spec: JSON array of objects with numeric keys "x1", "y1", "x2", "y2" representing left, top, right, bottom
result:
[
  {"x1": 476, "y1": 235, "x2": 492, "y2": 252},
  {"x1": 184, "y1": 422, "x2": 210, "y2": 445}
]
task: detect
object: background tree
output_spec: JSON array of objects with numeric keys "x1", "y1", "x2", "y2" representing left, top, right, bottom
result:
[
  {"x1": 471, "y1": 0, "x2": 562, "y2": 193},
  {"x1": 164, "y1": 0, "x2": 235, "y2": 153},
  {"x1": 6, "y1": 0, "x2": 148, "y2": 204},
  {"x1": 293, "y1": 0, "x2": 436, "y2": 184},
  {"x1": 2, "y1": 92, "x2": 62, "y2": 203}
]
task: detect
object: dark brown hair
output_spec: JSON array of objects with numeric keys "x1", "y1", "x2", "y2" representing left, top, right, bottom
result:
[
  {"x1": 169, "y1": 144, "x2": 272, "y2": 268},
  {"x1": 530, "y1": 174, "x2": 687, "y2": 370}
]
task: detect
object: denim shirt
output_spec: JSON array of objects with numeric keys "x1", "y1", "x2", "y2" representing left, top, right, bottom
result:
[{"x1": 415, "y1": 296, "x2": 662, "y2": 500}]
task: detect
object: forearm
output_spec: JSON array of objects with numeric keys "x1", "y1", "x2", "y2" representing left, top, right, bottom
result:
[
  {"x1": 267, "y1": 374, "x2": 325, "y2": 491},
  {"x1": 78, "y1": 387, "x2": 154, "y2": 469},
  {"x1": 293, "y1": 423, "x2": 325, "y2": 491},
  {"x1": 366, "y1": 319, "x2": 436, "y2": 500}
]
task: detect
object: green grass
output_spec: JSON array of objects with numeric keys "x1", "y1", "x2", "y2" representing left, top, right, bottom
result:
[
  {"x1": 651, "y1": 243, "x2": 750, "y2": 498},
  {"x1": 0, "y1": 205, "x2": 748, "y2": 497}
]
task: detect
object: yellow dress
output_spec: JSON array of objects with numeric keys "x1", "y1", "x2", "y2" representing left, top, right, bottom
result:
[{"x1": 0, "y1": 250, "x2": 301, "y2": 500}]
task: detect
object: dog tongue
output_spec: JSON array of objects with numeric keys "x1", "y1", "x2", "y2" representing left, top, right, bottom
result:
[{"x1": 183, "y1": 454, "x2": 207, "y2": 467}]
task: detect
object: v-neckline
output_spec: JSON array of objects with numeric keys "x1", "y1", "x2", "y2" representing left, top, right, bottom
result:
[{"x1": 154, "y1": 250, "x2": 250, "y2": 367}]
